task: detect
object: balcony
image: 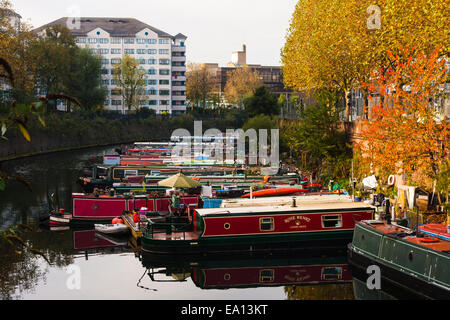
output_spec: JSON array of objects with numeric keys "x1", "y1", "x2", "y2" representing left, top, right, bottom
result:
[
  {"x1": 172, "y1": 65, "x2": 186, "y2": 72},
  {"x1": 172, "y1": 55, "x2": 186, "y2": 62},
  {"x1": 172, "y1": 46, "x2": 186, "y2": 53}
]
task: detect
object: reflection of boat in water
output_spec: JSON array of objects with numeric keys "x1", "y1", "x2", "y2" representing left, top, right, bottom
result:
[
  {"x1": 350, "y1": 264, "x2": 426, "y2": 300},
  {"x1": 140, "y1": 247, "x2": 352, "y2": 290}
]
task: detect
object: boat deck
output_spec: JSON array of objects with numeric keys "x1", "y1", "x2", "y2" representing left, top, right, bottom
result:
[
  {"x1": 363, "y1": 221, "x2": 450, "y2": 254},
  {"x1": 149, "y1": 231, "x2": 202, "y2": 241}
]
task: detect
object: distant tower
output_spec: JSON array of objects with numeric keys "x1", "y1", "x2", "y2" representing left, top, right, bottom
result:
[{"x1": 231, "y1": 44, "x2": 247, "y2": 67}]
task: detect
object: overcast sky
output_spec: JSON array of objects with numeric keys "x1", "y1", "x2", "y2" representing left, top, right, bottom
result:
[{"x1": 10, "y1": 0, "x2": 298, "y2": 67}]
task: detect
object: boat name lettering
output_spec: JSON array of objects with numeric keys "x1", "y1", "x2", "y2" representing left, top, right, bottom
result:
[{"x1": 284, "y1": 216, "x2": 311, "y2": 223}]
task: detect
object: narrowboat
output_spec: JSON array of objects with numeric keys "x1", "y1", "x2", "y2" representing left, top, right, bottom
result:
[
  {"x1": 141, "y1": 199, "x2": 375, "y2": 254},
  {"x1": 48, "y1": 193, "x2": 199, "y2": 226},
  {"x1": 140, "y1": 250, "x2": 352, "y2": 290},
  {"x1": 347, "y1": 220, "x2": 450, "y2": 299},
  {"x1": 78, "y1": 164, "x2": 240, "y2": 193}
]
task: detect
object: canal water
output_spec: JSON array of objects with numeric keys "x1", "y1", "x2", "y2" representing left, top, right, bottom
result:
[{"x1": 0, "y1": 146, "x2": 414, "y2": 300}]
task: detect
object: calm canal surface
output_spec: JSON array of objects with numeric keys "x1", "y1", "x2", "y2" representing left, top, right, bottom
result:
[{"x1": 0, "y1": 146, "x2": 415, "y2": 300}]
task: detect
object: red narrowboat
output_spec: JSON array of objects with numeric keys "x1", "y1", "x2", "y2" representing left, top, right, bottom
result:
[
  {"x1": 49, "y1": 193, "x2": 199, "y2": 226},
  {"x1": 142, "y1": 199, "x2": 375, "y2": 254}
]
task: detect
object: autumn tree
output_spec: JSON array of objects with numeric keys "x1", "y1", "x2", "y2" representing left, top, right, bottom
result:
[
  {"x1": 281, "y1": 0, "x2": 449, "y2": 121},
  {"x1": 281, "y1": 0, "x2": 374, "y2": 121},
  {"x1": 186, "y1": 63, "x2": 215, "y2": 109},
  {"x1": 357, "y1": 48, "x2": 449, "y2": 192},
  {"x1": 224, "y1": 65, "x2": 262, "y2": 107},
  {"x1": 112, "y1": 54, "x2": 146, "y2": 112}
]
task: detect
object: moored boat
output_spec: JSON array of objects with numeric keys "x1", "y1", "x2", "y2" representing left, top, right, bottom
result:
[
  {"x1": 347, "y1": 220, "x2": 450, "y2": 299},
  {"x1": 47, "y1": 193, "x2": 199, "y2": 226},
  {"x1": 142, "y1": 199, "x2": 375, "y2": 254},
  {"x1": 94, "y1": 223, "x2": 130, "y2": 235}
]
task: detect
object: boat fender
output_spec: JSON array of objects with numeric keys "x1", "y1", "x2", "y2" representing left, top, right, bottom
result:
[{"x1": 387, "y1": 175, "x2": 395, "y2": 186}]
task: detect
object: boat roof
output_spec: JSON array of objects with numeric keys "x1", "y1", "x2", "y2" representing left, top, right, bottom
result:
[
  {"x1": 220, "y1": 194, "x2": 356, "y2": 208},
  {"x1": 360, "y1": 221, "x2": 450, "y2": 254},
  {"x1": 196, "y1": 199, "x2": 374, "y2": 216}
]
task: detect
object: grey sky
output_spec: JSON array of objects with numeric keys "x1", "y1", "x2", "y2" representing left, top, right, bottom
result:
[{"x1": 10, "y1": 0, "x2": 298, "y2": 67}]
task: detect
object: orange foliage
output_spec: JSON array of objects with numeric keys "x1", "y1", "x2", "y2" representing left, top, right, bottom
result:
[{"x1": 357, "y1": 47, "x2": 449, "y2": 189}]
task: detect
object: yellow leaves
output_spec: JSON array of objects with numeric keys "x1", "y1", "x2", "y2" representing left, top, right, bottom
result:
[{"x1": 17, "y1": 122, "x2": 30, "y2": 142}]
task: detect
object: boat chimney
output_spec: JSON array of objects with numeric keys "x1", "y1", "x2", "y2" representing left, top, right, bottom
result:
[{"x1": 292, "y1": 197, "x2": 297, "y2": 208}]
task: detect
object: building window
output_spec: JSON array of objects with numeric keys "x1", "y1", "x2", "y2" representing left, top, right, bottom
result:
[
  {"x1": 124, "y1": 38, "x2": 135, "y2": 44},
  {"x1": 111, "y1": 89, "x2": 122, "y2": 96},
  {"x1": 136, "y1": 38, "x2": 147, "y2": 44},
  {"x1": 138, "y1": 58, "x2": 146, "y2": 65},
  {"x1": 148, "y1": 39, "x2": 157, "y2": 44},
  {"x1": 159, "y1": 90, "x2": 170, "y2": 96},
  {"x1": 101, "y1": 59, "x2": 109, "y2": 65},
  {"x1": 111, "y1": 49, "x2": 121, "y2": 54},
  {"x1": 124, "y1": 49, "x2": 135, "y2": 54},
  {"x1": 76, "y1": 37, "x2": 86, "y2": 44},
  {"x1": 148, "y1": 59, "x2": 157, "y2": 65},
  {"x1": 160, "y1": 100, "x2": 169, "y2": 105},
  {"x1": 159, "y1": 39, "x2": 170, "y2": 44},
  {"x1": 159, "y1": 80, "x2": 170, "y2": 85},
  {"x1": 147, "y1": 69, "x2": 156, "y2": 75},
  {"x1": 159, "y1": 59, "x2": 170, "y2": 65},
  {"x1": 159, "y1": 49, "x2": 169, "y2": 55},
  {"x1": 147, "y1": 79, "x2": 157, "y2": 85},
  {"x1": 137, "y1": 49, "x2": 146, "y2": 54},
  {"x1": 111, "y1": 58, "x2": 122, "y2": 65},
  {"x1": 159, "y1": 69, "x2": 170, "y2": 75},
  {"x1": 99, "y1": 38, "x2": 109, "y2": 44},
  {"x1": 148, "y1": 49, "x2": 157, "y2": 55},
  {"x1": 321, "y1": 215, "x2": 343, "y2": 228},
  {"x1": 101, "y1": 69, "x2": 109, "y2": 75},
  {"x1": 148, "y1": 89, "x2": 157, "y2": 95},
  {"x1": 111, "y1": 100, "x2": 122, "y2": 106},
  {"x1": 88, "y1": 38, "x2": 97, "y2": 44},
  {"x1": 260, "y1": 218, "x2": 274, "y2": 231},
  {"x1": 111, "y1": 38, "x2": 121, "y2": 44},
  {"x1": 102, "y1": 79, "x2": 110, "y2": 85}
]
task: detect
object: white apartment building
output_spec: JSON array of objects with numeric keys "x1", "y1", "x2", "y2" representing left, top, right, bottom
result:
[{"x1": 36, "y1": 17, "x2": 187, "y2": 115}]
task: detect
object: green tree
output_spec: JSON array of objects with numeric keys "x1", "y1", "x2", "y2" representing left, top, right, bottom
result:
[
  {"x1": 281, "y1": 90, "x2": 352, "y2": 180},
  {"x1": 66, "y1": 48, "x2": 107, "y2": 112},
  {"x1": 112, "y1": 54, "x2": 146, "y2": 112},
  {"x1": 243, "y1": 86, "x2": 280, "y2": 118},
  {"x1": 29, "y1": 25, "x2": 77, "y2": 105}
]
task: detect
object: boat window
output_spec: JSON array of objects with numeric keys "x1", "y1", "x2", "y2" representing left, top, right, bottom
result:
[
  {"x1": 259, "y1": 269, "x2": 274, "y2": 283},
  {"x1": 321, "y1": 215, "x2": 343, "y2": 228},
  {"x1": 260, "y1": 218, "x2": 275, "y2": 231},
  {"x1": 321, "y1": 267, "x2": 342, "y2": 280},
  {"x1": 124, "y1": 170, "x2": 138, "y2": 177},
  {"x1": 113, "y1": 169, "x2": 124, "y2": 179}
]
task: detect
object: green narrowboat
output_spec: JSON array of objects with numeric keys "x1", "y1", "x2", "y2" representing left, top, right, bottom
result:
[{"x1": 347, "y1": 220, "x2": 450, "y2": 299}]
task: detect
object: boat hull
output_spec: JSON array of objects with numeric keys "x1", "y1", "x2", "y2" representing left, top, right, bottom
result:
[
  {"x1": 347, "y1": 222, "x2": 450, "y2": 300},
  {"x1": 142, "y1": 207, "x2": 374, "y2": 254}
]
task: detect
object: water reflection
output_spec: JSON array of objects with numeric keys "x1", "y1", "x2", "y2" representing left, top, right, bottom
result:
[{"x1": 139, "y1": 246, "x2": 355, "y2": 300}]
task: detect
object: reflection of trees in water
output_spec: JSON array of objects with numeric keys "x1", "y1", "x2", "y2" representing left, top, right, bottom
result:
[
  {"x1": 284, "y1": 284, "x2": 355, "y2": 300},
  {"x1": 0, "y1": 240, "x2": 47, "y2": 300},
  {"x1": 0, "y1": 228, "x2": 75, "y2": 300}
]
